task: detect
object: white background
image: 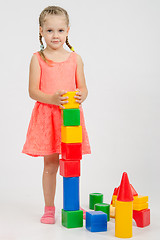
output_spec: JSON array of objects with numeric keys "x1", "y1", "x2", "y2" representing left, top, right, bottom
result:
[{"x1": 0, "y1": 0, "x2": 160, "y2": 239}]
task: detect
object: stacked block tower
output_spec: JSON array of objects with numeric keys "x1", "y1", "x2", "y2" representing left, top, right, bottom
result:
[{"x1": 60, "y1": 91, "x2": 83, "y2": 228}]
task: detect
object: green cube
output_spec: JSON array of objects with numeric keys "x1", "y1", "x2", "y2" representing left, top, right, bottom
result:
[
  {"x1": 62, "y1": 109, "x2": 80, "y2": 126},
  {"x1": 62, "y1": 209, "x2": 83, "y2": 228},
  {"x1": 94, "y1": 203, "x2": 110, "y2": 221}
]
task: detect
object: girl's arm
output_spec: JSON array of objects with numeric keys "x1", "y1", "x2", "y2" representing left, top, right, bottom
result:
[
  {"x1": 74, "y1": 54, "x2": 88, "y2": 104},
  {"x1": 28, "y1": 54, "x2": 68, "y2": 108}
]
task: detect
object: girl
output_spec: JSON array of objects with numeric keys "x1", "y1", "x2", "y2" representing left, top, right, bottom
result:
[{"x1": 22, "y1": 6, "x2": 91, "y2": 224}]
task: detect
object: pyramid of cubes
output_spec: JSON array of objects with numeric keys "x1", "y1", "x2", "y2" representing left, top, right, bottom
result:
[{"x1": 59, "y1": 91, "x2": 83, "y2": 228}]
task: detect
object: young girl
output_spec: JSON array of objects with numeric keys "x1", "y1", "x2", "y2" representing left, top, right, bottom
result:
[{"x1": 22, "y1": 5, "x2": 91, "y2": 224}]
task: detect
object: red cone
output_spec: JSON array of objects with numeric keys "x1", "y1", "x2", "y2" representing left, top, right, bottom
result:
[{"x1": 117, "y1": 172, "x2": 134, "y2": 202}]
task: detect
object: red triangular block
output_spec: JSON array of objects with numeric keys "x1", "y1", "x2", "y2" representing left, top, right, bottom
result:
[
  {"x1": 117, "y1": 172, "x2": 134, "y2": 202},
  {"x1": 113, "y1": 187, "x2": 119, "y2": 195},
  {"x1": 130, "y1": 184, "x2": 138, "y2": 196}
]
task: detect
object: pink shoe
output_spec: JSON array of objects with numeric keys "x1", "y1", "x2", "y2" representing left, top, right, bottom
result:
[
  {"x1": 40, "y1": 206, "x2": 55, "y2": 224},
  {"x1": 80, "y1": 207, "x2": 86, "y2": 220}
]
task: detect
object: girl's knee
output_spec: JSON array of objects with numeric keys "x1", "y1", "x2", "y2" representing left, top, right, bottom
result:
[{"x1": 44, "y1": 153, "x2": 59, "y2": 174}]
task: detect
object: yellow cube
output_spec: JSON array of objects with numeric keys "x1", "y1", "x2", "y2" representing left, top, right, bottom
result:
[
  {"x1": 60, "y1": 91, "x2": 79, "y2": 109},
  {"x1": 61, "y1": 126, "x2": 82, "y2": 143},
  {"x1": 133, "y1": 195, "x2": 148, "y2": 204},
  {"x1": 133, "y1": 202, "x2": 148, "y2": 211}
]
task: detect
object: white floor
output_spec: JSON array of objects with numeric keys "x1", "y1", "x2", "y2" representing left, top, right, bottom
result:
[{"x1": 0, "y1": 196, "x2": 160, "y2": 240}]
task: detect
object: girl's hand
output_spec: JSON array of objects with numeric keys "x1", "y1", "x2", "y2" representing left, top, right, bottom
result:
[
  {"x1": 74, "y1": 89, "x2": 85, "y2": 106},
  {"x1": 52, "y1": 90, "x2": 68, "y2": 109}
]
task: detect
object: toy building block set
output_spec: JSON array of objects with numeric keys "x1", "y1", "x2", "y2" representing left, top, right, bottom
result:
[
  {"x1": 60, "y1": 91, "x2": 83, "y2": 228},
  {"x1": 59, "y1": 91, "x2": 150, "y2": 236}
]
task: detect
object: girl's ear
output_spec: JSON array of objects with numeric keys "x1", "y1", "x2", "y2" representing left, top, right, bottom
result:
[
  {"x1": 67, "y1": 26, "x2": 70, "y2": 35},
  {"x1": 39, "y1": 26, "x2": 43, "y2": 37}
]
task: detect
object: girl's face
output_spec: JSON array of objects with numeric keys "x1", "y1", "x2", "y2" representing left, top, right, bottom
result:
[{"x1": 39, "y1": 15, "x2": 70, "y2": 50}]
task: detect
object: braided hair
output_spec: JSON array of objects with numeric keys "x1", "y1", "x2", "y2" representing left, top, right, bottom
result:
[{"x1": 39, "y1": 6, "x2": 75, "y2": 65}]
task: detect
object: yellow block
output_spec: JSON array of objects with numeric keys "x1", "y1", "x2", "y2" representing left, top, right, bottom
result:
[
  {"x1": 133, "y1": 202, "x2": 148, "y2": 211},
  {"x1": 112, "y1": 195, "x2": 117, "y2": 207},
  {"x1": 60, "y1": 91, "x2": 79, "y2": 109},
  {"x1": 133, "y1": 195, "x2": 148, "y2": 204},
  {"x1": 110, "y1": 204, "x2": 115, "y2": 218},
  {"x1": 115, "y1": 200, "x2": 133, "y2": 238},
  {"x1": 61, "y1": 126, "x2": 82, "y2": 143}
]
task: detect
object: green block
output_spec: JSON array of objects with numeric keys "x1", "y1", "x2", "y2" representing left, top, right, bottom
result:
[
  {"x1": 62, "y1": 109, "x2": 80, "y2": 126},
  {"x1": 94, "y1": 203, "x2": 110, "y2": 221},
  {"x1": 89, "y1": 193, "x2": 103, "y2": 210},
  {"x1": 62, "y1": 209, "x2": 83, "y2": 228}
]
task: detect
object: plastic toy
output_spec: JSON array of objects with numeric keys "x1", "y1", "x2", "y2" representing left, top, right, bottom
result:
[
  {"x1": 89, "y1": 193, "x2": 103, "y2": 210},
  {"x1": 60, "y1": 159, "x2": 80, "y2": 177},
  {"x1": 110, "y1": 204, "x2": 115, "y2": 218},
  {"x1": 133, "y1": 208, "x2": 150, "y2": 227},
  {"x1": 133, "y1": 195, "x2": 148, "y2": 211},
  {"x1": 115, "y1": 172, "x2": 134, "y2": 238},
  {"x1": 63, "y1": 177, "x2": 79, "y2": 211},
  {"x1": 94, "y1": 203, "x2": 110, "y2": 221},
  {"x1": 110, "y1": 176, "x2": 150, "y2": 228},
  {"x1": 61, "y1": 125, "x2": 82, "y2": 143},
  {"x1": 60, "y1": 91, "x2": 79, "y2": 109},
  {"x1": 62, "y1": 209, "x2": 83, "y2": 228},
  {"x1": 61, "y1": 142, "x2": 82, "y2": 160},
  {"x1": 86, "y1": 211, "x2": 107, "y2": 232},
  {"x1": 62, "y1": 109, "x2": 80, "y2": 126},
  {"x1": 60, "y1": 91, "x2": 83, "y2": 228}
]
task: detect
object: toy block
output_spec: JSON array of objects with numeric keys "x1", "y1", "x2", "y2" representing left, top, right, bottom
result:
[
  {"x1": 86, "y1": 211, "x2": 107, "y2": 232},
  {"x1": 89, "y1": 193, "x2": 103, "y2": 210},
  {"x1": 62, "y1": 209, "x2": 83, "y2": 228},
  {"x1": 94, "y1": 203, "x2": 110, "y2": 221},
  {"x1": 112, "y1": 195, "x2": 117, "y2": 207},
  {"x1": 61, "y1": 126, "x2": 82, "y2": 143},
  {"x1": 113, "y1": 184, "x2": 138, "y2": 197},
  {"x1": 62, "y1": 109, "x2": 80, "y2": 126},
  {"x1": 60, "y1": 159, "x2": 80, "y2": 177},
  {"x1": 115, "y1": 172, "x2": 133, "y2": 238},
  {"x1": 61, "y1": 142, "x2": 82, "y2": 160},
  {"x1": 133, "y1": 195, "x2": 148, "y2": 204},
  {"x1": 110, "y1": 204, "x2": 115, "y2": 218},
  {"x1": 133, "y1": 202, "x2": 148, "y2": 211},
  {"x1": 63, "y1": 177, "x2": 79, "y2": 211},
  {"x1": 60, "y1": 91, "x2": 79, "y2": 109},
  {"x1": 133, "y1": 209, "x2": 150, "y2": 227},
  {"x1": 130, "y1": 184, "x2": 138, "y2": 196}
]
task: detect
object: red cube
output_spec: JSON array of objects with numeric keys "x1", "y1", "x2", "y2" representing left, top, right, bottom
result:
[
  {"x1": 60, "y1": 159, "x2": 80, "y2": 177},
  {"x1": 61, "y1": 142, "x2": 82, "y2": 160},
  {"x1": 133, "y1": 209, "x2": 150, "y2": 227}
]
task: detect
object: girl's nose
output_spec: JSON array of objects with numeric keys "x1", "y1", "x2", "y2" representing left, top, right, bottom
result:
[{"x1": 53, "y1": 32, "x2": 59, "y2": 38}]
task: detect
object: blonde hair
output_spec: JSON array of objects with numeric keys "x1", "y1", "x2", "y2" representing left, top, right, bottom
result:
[{"x1": 39, "y1": 6, "x2": 75, "y2": 65}]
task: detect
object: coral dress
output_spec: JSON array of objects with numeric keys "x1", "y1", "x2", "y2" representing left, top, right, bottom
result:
[{"x1": 22, "y1": 51, "x2": 91, "y2": 157}]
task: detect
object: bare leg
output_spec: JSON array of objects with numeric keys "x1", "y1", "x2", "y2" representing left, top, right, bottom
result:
[{"x1": 42, "y1": 153, "x2": 59, "y2": 207}]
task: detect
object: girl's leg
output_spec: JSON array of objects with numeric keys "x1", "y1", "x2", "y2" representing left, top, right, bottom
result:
[
  {"x1": 42, "y1": 153, "x2": 59, "y2": 206},
  {"x1": 41, "y1": 153, "x2": 59, "y2": 224}
]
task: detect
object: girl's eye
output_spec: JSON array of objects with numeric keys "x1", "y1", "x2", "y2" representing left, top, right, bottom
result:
[
  {"x1": 47, "y1": 30, "x2": 52, "y2": 32},
  {"x1": 59, "y1": 30, "x2": 64, "y2": 32}
]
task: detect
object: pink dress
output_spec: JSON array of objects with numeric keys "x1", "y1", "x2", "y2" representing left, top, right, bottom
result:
[{"x1": 22, "y1": 51, "x2": 91, "y2": 157}]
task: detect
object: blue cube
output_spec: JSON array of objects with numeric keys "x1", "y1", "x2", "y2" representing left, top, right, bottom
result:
[
  {"x1": 63, "y1": 177, "x2": 79, "y2": 211},
  {"x1": 86, "y1": 211, "x2": 107, "y2": 232}
]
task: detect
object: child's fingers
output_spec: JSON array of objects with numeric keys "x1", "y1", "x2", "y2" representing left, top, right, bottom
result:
[
  {"x1": 60, "y1": 96, "x2": 69, "y2": 100},
  {"x1": 74, "y1": 95, "x2": 81, "y2": 99},
  {"x1": 60, "y1": 100, "x2": 68, "y2": 105},
  {"x1": 59, "y1": 104, "x2": 65, "y2": 109},
  {"x1": 75, "y1": 99, "x2": 82, "y2": 104},
  {"x1": 75, "y1": 91, "x2": 81, "y2": 96},
  {"x1": 60, "y1": 90, "x2": 67, "y2": 95}
]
